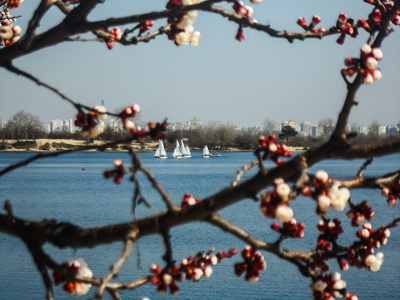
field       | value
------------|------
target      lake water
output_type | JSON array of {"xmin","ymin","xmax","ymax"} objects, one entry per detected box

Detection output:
[{"xmin": 0, "ymin": 151, "xmax": 399, "ymax": 299}]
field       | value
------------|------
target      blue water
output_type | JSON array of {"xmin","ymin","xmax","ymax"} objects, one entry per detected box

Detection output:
[{"xmin": 0, "ymin": 151, "xmax": 399, "ymax": 299}]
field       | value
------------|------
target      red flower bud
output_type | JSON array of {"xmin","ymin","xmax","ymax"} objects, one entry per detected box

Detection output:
[
  {"xmin": 258, "ymin": 136, "xmax": 267, "ymax": 147},
  {"xmin": 312, "ymin": 15, "xmax": 321, "ymax": 26},
  {"xmin": 337, "ymin": 33, "xmax": 346, "ymax": 45},
  {"xmin": 370, "ymin": 9, "xmax": 382, "ymax": 23},
  {"xmin": 338, "ymin": 13, "xmax": 347, "ymax": 24},
  {"xmin": 302, "ymin": 186, "xmax": 312, "ymax": 197},
  {"xmin": 297, "ymin": 17, "xmax": 307, "ymax": 28},
  {"xmin": 344, "ymin": 58, "xmax": 357, "ymax": 66},
  {"xmin": 236, "ymin": 27, "xmax": 244, "ymax": 42},
  {"xmin": 271, "ymin": 222, "xmax": 280, "ymax": 231}
]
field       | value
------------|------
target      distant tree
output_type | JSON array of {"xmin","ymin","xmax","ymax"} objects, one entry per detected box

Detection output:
[
  {"xmin": 318, "ymin": 118, "xmax": 335, "ymax": 141},
  {"xmin": 215, "ymin": 125, "xmax": 235, "ymax": 149},
  {"xmin": 234, "ymin": 132, "xmax": 259, "ymax": 150},
  {"xmin": 278, "ymin": 125, "xmax": 298, "ymax": 143},
  {"xmin": 368, "ymin": 120, "xmax": 380, "ymax": 136},
  {"xmin": 262, "ymin": 118, "xmax": 277, "ymax": 136},
  {"xmin": 349, "ymin": 122, "xmax": 359, "ymax": 133},
  {"xmin": 7, "ymin": 111, "xmax": 45, "ymax": 141}
]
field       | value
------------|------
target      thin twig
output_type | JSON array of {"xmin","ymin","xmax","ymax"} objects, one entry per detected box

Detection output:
[
  {"xmin": 206, "ymin": 213, "xmax": 311, "ymax": 276},
  {"xmin": 92, "ymin": 238, "xmax": 134, "ymax": 299},
  {"xmin": 127, "ymin": 147, "xmax": 179, "ymax": 212},
  {"xmin": 231, "ymin": 160, "xmax": 260, "ymax": 187},
  {"xmin": 357, "ymin": 158, "xmax": 373, "ymax": 178}
]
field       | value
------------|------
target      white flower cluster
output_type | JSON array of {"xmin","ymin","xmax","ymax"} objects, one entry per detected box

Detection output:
[
  {"xmin": 69, "ymin": 259, "xmax": 93, "ymax": 295},
  {"xmin": 360, "ymin": 45, "xmax": 382, "ymax": 85},
  {"xmin": 331, "ymin": 273, "xmax": 347, "ymax": 298},
  {"xmin": 0, "ymin": 17, "xmax": 22, "ymax": 46},
  {"xmin": 175, "ymin": 0, "xmax": 202, "ymax": 46},
  {"xmin": 365, "ymin": 252, "xmax": 384, "ymax": 272},
  {"xmin": 275, "ymin": 181, "xmax": 293, "ymax": 222},
  {"xmin": 79, "ymin": 105, "xmax": 107, "ymax": 138},
  {"xmin": 311, "ymin": 272, "xmax": 352, "ymax": 300},
  {"xmin": 316, "ymin": 171, "xmax": 350, "ymax": 212}
]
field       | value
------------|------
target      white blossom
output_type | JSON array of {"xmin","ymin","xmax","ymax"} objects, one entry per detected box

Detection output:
[
  {"xmin": 175, "ymin": 32, "xmax": 191, "ymax": 46},
  {"xmin": 372, "ymin": 69, "xmax": 382, "ymax": 81},
  {"xmin": 69, "ymin": 259, "xmax": 93, "ymax": 295},
  {"xmin": 363, "ymin": 73, "xmax": 374, "ymax": 84},
  {"xmin": 317, "ymin": 195, "xmax": 331, "ymax": 212},
  {"xmin": 268, "ymin": 143, "xmax": 278, "ymax": 152},
  {"xmin": 329, "ymin": 183, "xmax": 350, "ymax": 211},
  {"xmin": 365, "ymin": 57, "xmax": 378, "ymax": 69},
  {"xmin": 372, "ymin": 48, "xmax": 383, "ymax": 60},
  {"xmin": 191, "ymin": 31, "xmax": 201, "ymax": 46},
  {"xmin": 162, "ymin": 273, "xmax": 173, "ymax": 285},
  {"xmin": 0, "ymin": 26, "xmax": 13, "ymax": 40},
  {"xmin": 276, "ymin": 183, "xmax": 291, "ymax": 198},
  {"xmin": 90, "ymin": 121, "xmax": 105, "ymax": 138},
  {"xmin": 203, "ymin": 266, "xmax": 213, "ymax": 277},
  {"xmin": 94, "ymin": 105, "xmax": 107, "ymax": 120},
  {"xmin": 315, "ymin": 170, "xmax": 329, "ymax": 183},
  {"xmin": 276, "ymin": 204, "xmax": 293, "ymax": 222},
  {"xmin": 361, "ymin": 44, "xmax": 372, "ymax": 55},
  {"xmin": 12, "ymin": 25, "xmax": 22, "ymax": 36},
  {"xmin": 312, "ymin": 280, "xmax": 327, "ymax": 292},
  {"xmin": 193, "ymin": 268, "xmax": 203, "ymax": 281}
]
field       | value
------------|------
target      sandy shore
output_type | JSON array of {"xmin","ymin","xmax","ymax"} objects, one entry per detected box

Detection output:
[
  {"xmin": 0, "ymin": 139, "xmax": 156, "ymax": 152},
  {"xmin": 0, "ymin": 139, "xmax": 305, "ymax": 152}
]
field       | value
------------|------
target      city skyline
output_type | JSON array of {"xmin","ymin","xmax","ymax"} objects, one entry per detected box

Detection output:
[{"xmin": 2, "ymin": 115, "xmax": 396, "ymax": 138}]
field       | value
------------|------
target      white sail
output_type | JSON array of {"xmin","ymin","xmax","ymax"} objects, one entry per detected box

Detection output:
[
  {"xmin": 173, "ymin": 140, "xmax": 183, "ymax": 158},
  {"xmin": 180, "ymin": 140, "xmax": 188, "ymax": 156},
  {"xmin": 155, "ymin": 140, "xmax": 167, "ymax": 158},
  {"xmin": 185, "ymin": 145, "xmax": 192, "ymax": 157},
  {"xmin": 154, "ymin": 143, "xmax": 160, "ymax": 158},
  {"xmin": 202, "ymin": 146, "xmax": 210, "ymax": 158},
  {"xmin": 159, "ymin": 140, "xmax": 167, "ymax": 158},
  {"xmin": 180, "ymin": 140, "xmax": 191, "ymax": 158}
]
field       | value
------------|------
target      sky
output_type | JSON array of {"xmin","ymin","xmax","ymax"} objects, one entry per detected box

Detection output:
[{"xmin": 0, "ymin": 0, "xmax": 399, "ymax": 129}]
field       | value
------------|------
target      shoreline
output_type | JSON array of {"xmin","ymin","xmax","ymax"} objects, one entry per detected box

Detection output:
[{"xmin": 0, "ymin": 139, "xmax": 306, "ymax": 153}]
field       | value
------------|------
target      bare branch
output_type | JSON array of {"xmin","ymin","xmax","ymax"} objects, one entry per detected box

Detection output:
[
  {"xmin": 20, "ymin": 0, "xmax": 51, "ymax": 49},
  {"xmin": 127, "ymin": 147, "xmax": 179, "ymax": 212},
  {"xmin": 93, "ymin": 238, "xmax": 134, "ymax": 300},
  {"xmin": 25, "ymin": 241, "xmax": 54, "ymax": 300},
  {"xmin": 207, "ymin": 213, "xmax": 311, "ymax": 276},
  {"xmin": 231, "ymin": 159, "xmax": 260, "ymax": 187}
]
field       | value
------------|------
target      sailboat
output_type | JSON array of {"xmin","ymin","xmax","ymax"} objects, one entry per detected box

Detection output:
[
  {"xmin": 154, "ymin": 140, "xmax": 167, "ymax": 159},
  {"xmin": 180, "ymin": 140, "xmax": 191, "ymax": 158},
  {"xmin": 202, "ymin": 145, "xmax": 210, "ymax": 158},
  {"xmin": 184, "ymin": 145, "xmax": 192, "ymax": 158},
  {"xmin": 172, "ymin": 140, "xmax": 183, "ymax": 158},
  {"xmin": 209, "ymin": 151, "xmax": 221, "ymax": 157}
]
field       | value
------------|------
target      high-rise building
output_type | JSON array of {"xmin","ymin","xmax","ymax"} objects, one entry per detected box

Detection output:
[
  {"xmin": 186, "ymin": 118, "xmax": 202, "ymax": 129},
  {"xmin": 301, "ymin": 121, "xmax": 312, "ymax": 136},
  {"xmin": 0, "ymin": 120, "xmax": 6, "ymax": 129},
  {"xmin": 378, "ymin": 125, "xmax": 387, "ymax": 136},
  {"xmin": 359, "ymin": 125, "xmax": 369, "ymax": 135},
  {"xmin": 386, "ymin": 125, "xmax": 398, "ymax": 135},
  {"xmin": 49, "ymin": 119, "xmax": 76, "ymax": 133},
  {"xmin": 311, "ymin": 125, "xmax": 323, "ymax": 137}
]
